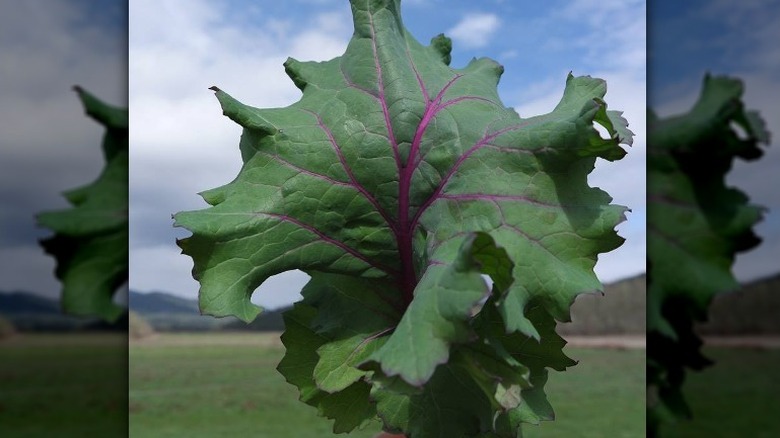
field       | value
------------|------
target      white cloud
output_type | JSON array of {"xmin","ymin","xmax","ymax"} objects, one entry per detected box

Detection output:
[
  {"xmin": 555, "ymin": 0, "xmax": 645, "ymax": 72},
  {"xmin": 499, "ymin": 49, "xmax": 519, "ymax": 60},
  {"xmin": 447, "ymin": 13, "xmax": 501, "ymax": 49},
  {"xmin": 702, "ymin": 0, "xmax": 780, "ymax": 71}
]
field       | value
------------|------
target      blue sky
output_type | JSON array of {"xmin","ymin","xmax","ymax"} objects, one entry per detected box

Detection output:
[
  {"xmin": 650, "ymin": 0, "xmax": 780, "ymax": 282},
  {"xmin": 129, "ymin": 0, "xmax": 646, "ymax": 308}
]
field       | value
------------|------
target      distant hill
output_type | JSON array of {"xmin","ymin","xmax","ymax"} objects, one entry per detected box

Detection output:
[
  {"xmin": 0, "ymin": 291, "xmax": 60, "ymax": 315},
  {"xmin": 0, "ymin": 290, "xmax": 127, "ymax": 332},
  {"xmin": 129, "ymin": 290, "xmax": 239, "ymax": 331},
  {"xmin": 129, "ymin": 290, "xmax": 293, "ymax": 332},
  {"xmin": 129, "ymin": 290, "xmax": 200, "ymax": 314},
  {"xmin": 222, "ymin": 307, "xmax": 287, "ymax": 332}
]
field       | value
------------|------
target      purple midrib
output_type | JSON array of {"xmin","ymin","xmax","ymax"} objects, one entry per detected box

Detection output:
[
  {"xmin": 395, "ymin": 75, "xmax": 466, "ymax": 301},
  {"xmin": 366, "ymin": 10, "xmax": 417, "ymax": 302},
  {"xmin": 365, "ymin": 10, "xmax": 516, "ymax": 303}
]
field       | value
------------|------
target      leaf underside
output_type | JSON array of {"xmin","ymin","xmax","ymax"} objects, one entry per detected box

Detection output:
[
  {"xmin": 37, "ymin": 87, "xmax": 128, "ymax": 322},
  {"xmin": 175, "ymin": 1, "xmax": 633, "ymax": 436},
  {"xmin": 647, "ymin": 74, "xmax": 768, "ymax": 434}
]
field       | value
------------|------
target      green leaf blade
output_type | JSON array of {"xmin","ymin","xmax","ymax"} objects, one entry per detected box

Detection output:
[{"xmin": 37, "ymin": 89, "xmax": 128, "ymax": 322}]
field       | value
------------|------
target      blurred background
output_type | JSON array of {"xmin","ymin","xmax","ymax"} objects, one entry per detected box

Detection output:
[
  {"xmin": 0, "ymin": 0, "xmax": 128, "ymax": 436},
  {"xmin": 648, "ymin": 0, "xmax": 780, "ymax": 436}
]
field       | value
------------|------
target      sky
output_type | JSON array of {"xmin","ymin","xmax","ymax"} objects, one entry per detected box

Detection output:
[
  {"xmin": 649, "ymin": 0, "xmax": 780, "ymax": 282},
  {"xmin": 0, "ymin": 0, "xmax": 126, "ymax": 299},
  {"xmin": 128, "ymin": 0, "xmax": 646, "ymax": 309}
]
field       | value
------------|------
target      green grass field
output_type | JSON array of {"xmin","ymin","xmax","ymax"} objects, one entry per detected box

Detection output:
[
  {"xmin": 0, "ymin": 333, "xmax": 127, "ymax": 437},
  {"xmin": 5, "ymin": 333, "xmax": 778, "ymax": 437},
  {"xmin": 658, "ymin": 347, "xmax": 780, "ymax": 438},
  {"xmin": 129, "ymin": 333, "xmax": 645, "ymax": 437}
]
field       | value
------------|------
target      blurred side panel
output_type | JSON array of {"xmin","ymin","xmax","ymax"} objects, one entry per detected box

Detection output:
[
  {"xmin": 0, "ymin": 1, "xmax": 128, "ymax": 437},
  {"xmin": 648, "ymin": 0, "xmax": 780, "ymax": 436}
]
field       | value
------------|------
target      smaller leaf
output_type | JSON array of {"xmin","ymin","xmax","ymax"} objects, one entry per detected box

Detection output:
[
  {"xmin": 372, "ymin": 363, "xmax": 495, "ymax": 438},
  {"xmin": 278, "ymin": 290, "xmax": 383, "ymax": 434},
  {"xmin": 314, "ymin": 333, "xmax": 389, "ymax": 393},
  {"xmin": 455, "ymin": 343, "xmax": 531, "ymax": 411},
  {"xmin": 363, "ymin": 232, "xmax": 497, "ymax": 386},
  {"xmin": 277, "ymin": 303, "xmax": 327, "ymax": 404},
  {"xmin": 317, "ymin": 381, "xmax": 377, "ymax": 434},
  {"xmin": 496, "ymin": 369, "xmax": 555, "ymax": 431}
]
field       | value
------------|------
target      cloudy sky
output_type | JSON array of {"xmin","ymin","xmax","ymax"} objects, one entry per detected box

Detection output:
[
  {"xmin": 650, "ymin": 0, "xmax": 780, "ymax": 282},
  {"xmin": 129, "ymin": 0, "xmax": 646, "ymax": 309},
  {"xmin": 0, "ymin": 1, "xmax": 126, "ymax": 298}
]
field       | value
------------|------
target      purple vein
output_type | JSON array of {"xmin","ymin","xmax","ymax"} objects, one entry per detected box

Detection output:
[
  {"xmin": 367, "ymin": 9, "xmax": 401, "ymax": 169},
  {"xmin": 262, "ymin": 212, "xmax": 399, "ymax": 277},
  {"xmin": 397, "ymin": 74, "xmax": 464, "ymax": 237},
  {"xmin": 410, "ymin": 122, "xmax": 533, "ymax": 230},
  {"xmin": 301, "ymin": 108, "xmax": 398, "ymax": 234},
  {"xmin": 648, "ymin": 224, "xmax": 702, "ymax": 262},
  {"xmin": 489, "ymin": 201, "xmax": 571, "ymax": 273},
  {"xmin": 439, "ymin": 95, "xmax": 497, "ymax": 111},
  {"xmin": 407, "ymin": 74, "xmax": 463, "ymax": 168},
  {"xmin": 255, "ymin": 149, "xmax": 350, "ymax": 188},
  {"xmin": 426, "ymin": 231, "xmax": 471, "ymax": 254},
  {"xmin": 404, "ymin": 41, "xmax": 429, "ymax": 102},
  {"xmin": 648, "ymin": 194, "xmax": 695, "ymax": 209},
  {"xmin": 339, "ymin": 63, "xmax": 377, "ymax": 99},
  {"xmin": 355, "ymin": 289, "xmax": 405, "ymax": 319},
  {"xmin": 411, "ymin": 92, "xmax": 498, "ymax": 170},
  {"xmin": 394, "ymin": 75, "xmax": 464, "ymax": 302},
  {"xmin": 483, "ymin": 143, "xmax": 546, "ymax": 155},
  {"xmin": 344, "ymin": 326, "xmax": 395, "ymax": 365}
]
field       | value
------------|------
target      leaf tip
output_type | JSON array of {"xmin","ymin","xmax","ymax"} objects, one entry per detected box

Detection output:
[{"xmin": 283, "ymin": 57, "xmax": 308, "ymax": 91}]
